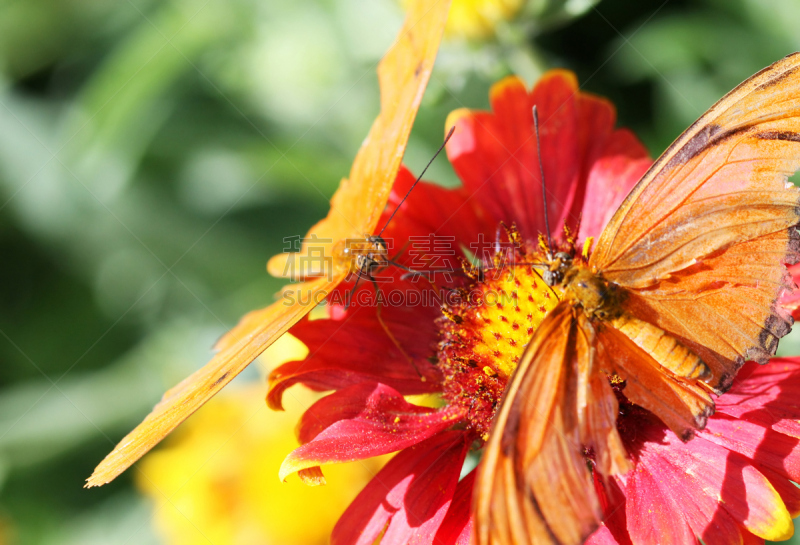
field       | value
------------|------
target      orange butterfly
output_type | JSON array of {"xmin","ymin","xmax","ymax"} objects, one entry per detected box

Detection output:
[
  {"xmin": 475, "ymin": 55, "xmax": 800, "ymax": 544},
  {"xmin": 85, "ymin": 0, "xmax": 452, "ymax": 488}
]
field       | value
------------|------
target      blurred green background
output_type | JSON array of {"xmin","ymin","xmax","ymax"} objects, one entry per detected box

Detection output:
[{"xmin": 1, "ymin": 0, "xmax": 800, "ymax": 543}]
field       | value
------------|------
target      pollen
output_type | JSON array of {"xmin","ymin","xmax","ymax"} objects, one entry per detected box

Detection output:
[
  {"xmin": 437, "ymin": 258, "xmax": 561, "ymax": 438},
  {"xmin": 463, "ymin": 268, "xmax": 558, "ymax": 379}
]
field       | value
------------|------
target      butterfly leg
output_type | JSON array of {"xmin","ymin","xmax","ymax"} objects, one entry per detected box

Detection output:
[
  {"xmin": 344, "ymin": 272, "xmax": 364, "ymax": 310},
  {"xmin": 391, "ymin": 240, "xmax": 412, "ymax": 261},
  {"xmin": 370, "ymin": 277, "xmax": 423, "ymax": 379},
  {"xmin": 389, "ymin": 259, "xmax": 472, "ymax": 299},
  {"xmin": 391, "ymin": 260, "xmax": 450, "ymax": 289}
]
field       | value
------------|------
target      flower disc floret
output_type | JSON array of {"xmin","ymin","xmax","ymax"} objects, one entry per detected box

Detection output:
[{"xmin": 437, "ymin": 252, "xmax": 560, "ymax": 439}]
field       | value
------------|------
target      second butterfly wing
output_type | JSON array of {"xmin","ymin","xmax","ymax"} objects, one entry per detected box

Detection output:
[
  {"xmin": 265, "ymin": 3, "xmax": 451, "ymax": 282},
  {"xmin": 86, "ymin": 0, "xmax": 452, "ymax": 487}
]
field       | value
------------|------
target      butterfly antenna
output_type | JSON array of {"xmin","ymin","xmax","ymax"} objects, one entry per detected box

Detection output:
[
  {"xmin": 378, "ymin": 126, "xmax": 457, "ymax": 237},
  {"xmin": 533, "ymin": 106, "xmax": 553, "ymax": 256}
]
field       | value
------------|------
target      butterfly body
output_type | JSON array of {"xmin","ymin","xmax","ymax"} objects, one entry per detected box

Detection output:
[
  {"xmin": 335, "ymin": 235, "xmax": 390, "ymax": 278},
  {"xmin": 545, "ymin": 252, "xmax": 713, "ymax": 384},
  {"xmin": 558, "ymin": 262, "xmax": 622, "ymax": 320}
]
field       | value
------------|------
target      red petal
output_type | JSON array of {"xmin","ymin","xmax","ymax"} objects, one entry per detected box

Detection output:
[
  {"xmin": 578, "ymin": 129, "xmax": 650, "ymax": 241},
  {"xmin": 757, "ymin": 463, "xmax": 800, "ymax": 516},
  {"xmin": 529, "ymin": 70, "xmax": 582, "ymax": 234},
  {"xmin": 447, "ymin": 70, "xmax": 580, "ymax": 240},
  {"xmin": 640, "ymin": 446, "xmax": 744, "ymax": 543},
  {"xmin": 331, "ymin": 431, "xmax": 468, "ymax": 545},
  {"xmin": 717, "ymin": 358, "xmax": 800, "ymax": 437},
  {"xmin": 382, "ymin": 166, "xmax": 495, "ymax": 270},
  {"xmin": 447, "ymin": 71, "xmax": 650, "ymax": 245},
  {"xmin": 268, "ymin": 305, "xmax": 441, "ymax": 410},
  {"xmin": 280, "ymin": 384, "xmax": 464, "ymax": 479},
  {"xmin": 700, "ymin": 413, "xmax": 800, "ymax": 482},
  {"xmin": 741, "ymin": 531, "xmax": 766, "ymax": 545},
  {"xmin": 295, "ymin": 381, "xmax": 437, "ymax": 444},
  {"xmin": 593, "ymin": 466, "xmax": 631, "ymax": 545},
  {"xmin": 575, "ymin": 93, "xmax": 616, "ymax": 172},
  {"xmin": 432, "ymin": 469, "xmax": 475, "ymax": 545},
  {"xmin": 630, "ymin": 429, "xmax": 792, "ymax": 542},
  {"xmin": 446, "ymin": 75, "xmax": 556, "ymax": 241},
  {"xmin": 585, "ymin": 525, "xmax": 621, "ymax": 545},
  {"xmin": 625, "ymin": 463, "xmax": 697, "ymax": 545},
  {"xmin": 445, "ymin": 109, "xmax": 518, "ymax": 236}
]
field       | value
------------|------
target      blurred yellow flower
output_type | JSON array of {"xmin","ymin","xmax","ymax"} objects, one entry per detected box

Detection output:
[
  {"xmin": 136, "ymin": 335, "xmax": 383, "ymax": 545},
  {"xmin": 446, "ymin": 0, "xmax": 524, "ymax": 39}
]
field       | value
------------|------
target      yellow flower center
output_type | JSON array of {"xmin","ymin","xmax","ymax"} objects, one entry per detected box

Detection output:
[{"xmin": 437, "ymin": 261, "xmax": 560, "ymax": 439}]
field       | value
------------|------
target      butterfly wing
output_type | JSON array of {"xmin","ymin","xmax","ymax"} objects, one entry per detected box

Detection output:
[
  {"xmin": 85, "ymin": 278, "xmax": 339, "ymax": 487},
  {"xmin": 86, "ymin": 0, "xmax": 451, "ymax": 487},
  {"xmin": 594, "ymin": 319, "xmax": 715, "ymax": 440},
  {"xmin": 590, "ymin": 53, "xmax": 800, "ymax": 392},
  {"xmin": 267, "ymin": 0, "xmax": 451, "ymax": 280},
  {"xmin": 474, "ymin": 302, "xmax": 628, "ymax": 545}
]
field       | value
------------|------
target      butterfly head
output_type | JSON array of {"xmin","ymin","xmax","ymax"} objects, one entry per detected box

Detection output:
[
  {"xmin": 542, "ymin": 251, "xmax": 573, "ymax": 287},
  {"xmin": 355, "ymin": 234, "xmax": 390, "ymax": 276},
  {"xmin": 537, "ymin": 223, "xmax": 585, "ymax": 287}
]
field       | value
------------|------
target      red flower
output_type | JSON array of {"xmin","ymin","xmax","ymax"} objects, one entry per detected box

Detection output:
[{"xmin": 271, "ymin": 71, "xmax": 800, "ymax": 544}]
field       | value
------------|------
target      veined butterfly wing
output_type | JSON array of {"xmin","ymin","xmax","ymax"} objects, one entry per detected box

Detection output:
[
  {"xmin": 475, "ymin": 302, "xmax": 629, "ymax": 545},
  {"xmin": 590, "ymin": 52, "xmax": 800, "ymax": 392},
  {"xmin": 85, "ymin": 0, "xmax": 451, "ymax": 487},
  {"xmin": 86, "ymin": 277, "xmax": 337, "ymax": 487}
]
